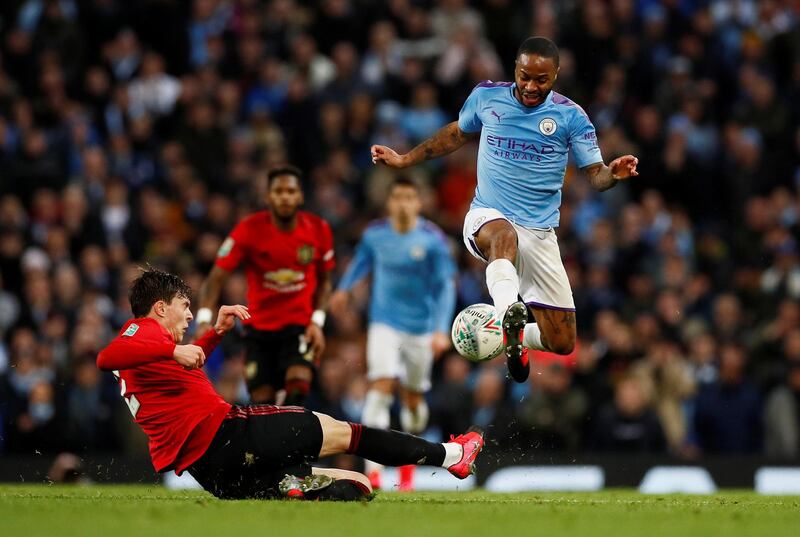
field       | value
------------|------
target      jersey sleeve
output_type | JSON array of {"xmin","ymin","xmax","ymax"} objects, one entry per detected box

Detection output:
[
  {"xmin": 337, "ymin": 232, "xmax": 374, "ymax": 291},
  {"xmin": 457, "ymin": 86, "xmax": 483, "ymax": 134},
  {"xmin": 194, "ymin": 327, "xmax": 224, "ymax": 357},
  {"xmin": 317, "ymin": 219, "xmax": 335, "ymax": 273},
  {"xmin": 214, "ymin": 221, "xmax": 248, "ymax": 272},
  {"xmin": 568, "ymin": 106, "xmax": 604, "ymax": 168},
  {"xmin": 96, "ymin": 320, "xmax": 176, "ymax": 371},
  {"xmin": 430, "ymin": 234, "xmax": 457, "ymax": 334}
]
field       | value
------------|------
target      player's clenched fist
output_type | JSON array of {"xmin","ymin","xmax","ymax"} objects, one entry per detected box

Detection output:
[{"xmin": 173, "ymin": 344, "xmax": 206, "ymax": 369}]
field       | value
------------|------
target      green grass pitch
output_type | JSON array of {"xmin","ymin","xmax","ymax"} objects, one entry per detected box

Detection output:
[{"xmin": 2, "ymin": 485, "xmax": 799, "ymax": 537}]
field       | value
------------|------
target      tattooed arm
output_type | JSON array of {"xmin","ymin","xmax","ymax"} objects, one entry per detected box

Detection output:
[
  {"xmin": 371, "ymin": 122, "xmax": 479, "ymax": 169},
  {"xmin": 582, "ymin": 155, "xmax": 639, "ymax": 192}
]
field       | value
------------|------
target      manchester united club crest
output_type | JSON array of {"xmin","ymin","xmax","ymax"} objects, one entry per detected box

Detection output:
[{"xmin": 296, "ymin": 244, "xmax": 315, "ymax": 265}]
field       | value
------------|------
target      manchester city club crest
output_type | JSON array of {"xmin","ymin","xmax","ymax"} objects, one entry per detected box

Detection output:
[
  {"xmin": 296, "ymin": 244, "xmax": 315, "ymax": 264},
  {"xmin": 539, "ymin": 118, "xmax": 557, "ymax": 135}
]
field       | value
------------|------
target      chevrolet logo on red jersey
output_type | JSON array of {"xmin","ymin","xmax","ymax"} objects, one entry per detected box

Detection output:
[{"xmin": 263, "ymin": 269, "xmax": 306, "ymax": 292}]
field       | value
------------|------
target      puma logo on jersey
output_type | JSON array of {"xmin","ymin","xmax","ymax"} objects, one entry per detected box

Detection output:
[{"xmin": 491, "ymin": 110, "xmax": 505, "ymax": 122}]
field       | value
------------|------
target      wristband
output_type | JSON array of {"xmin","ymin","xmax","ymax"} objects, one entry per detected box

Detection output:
[
  {"xmin": 196, "ymin": 308, "xmax": 213, "ymax": 325},
  {"xmin": 311, "ymin": 309, "xmax": 326, "ymax": 328}
]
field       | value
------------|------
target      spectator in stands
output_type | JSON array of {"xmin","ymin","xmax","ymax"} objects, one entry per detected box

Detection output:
[
  {"xmin": 516, "ymin": 362, "xmax": 587, "ymax": 451},
  {"xmin": 590, "ymin": 375, "xmax": 666, "ymax": 453},
  {"xmin": 764, "ymin": 363, "xmax": 800, "ymax": 460},
  {"xmin": 631, "ymin": 339, "xmax": 696, "ymax": 455},
  {"xmin": 470, "ymin": 367, "xmax": 513, "ymax": 441},
  {"xmin": 686, "ymin": 330, "xmax": 718, "ymax": 387},
  {"xmin": 431, "ymin": 354, "xmax": 473, "ymax": 438},
  {"xmin": 694, "ymin": 343, "xmax": 762, "ymax": 454}
]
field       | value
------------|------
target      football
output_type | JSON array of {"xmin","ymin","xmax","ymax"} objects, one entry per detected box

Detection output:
[{"xmin": 451, "ymin": 303, "xmax": 505, "ymax": 362}]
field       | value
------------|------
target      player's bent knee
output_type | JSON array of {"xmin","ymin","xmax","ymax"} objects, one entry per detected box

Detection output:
[
  {"xmin": 488, "ymin": 227, "xmax": 518, "ymax": 258},
  {"xmin": 313, "ymin": 412, "xmax": 352, "ymax": 456},
  {"xmin": 549, "ymin": 337, "xmax": 576, "ymax": 355},
  {"xmin": 476, "ymin": 220, "xmax": 517, "ymax": 259}
]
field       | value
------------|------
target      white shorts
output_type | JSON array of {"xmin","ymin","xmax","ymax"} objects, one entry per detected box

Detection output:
[
  {"xmin": 462, "ymin": 207, "xmax": 575, "ymax": 311},
  {"xmin": 366, "ymin": 323, "xmax": 433, "ymax": 392}
]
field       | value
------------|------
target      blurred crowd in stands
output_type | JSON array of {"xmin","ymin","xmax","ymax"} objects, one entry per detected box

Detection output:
[{"xmin": 1, "ymin": 0, "xmax": 800, "ymax": 463}]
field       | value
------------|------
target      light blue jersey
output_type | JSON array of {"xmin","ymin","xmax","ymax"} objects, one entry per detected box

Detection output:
[
  {"xmin": 458, "ymin": 82, "xmax": 604, "ymax": 228},
  {"xmin": 337, "ymin": 218, "xmax": 457, "ymax": 335}
]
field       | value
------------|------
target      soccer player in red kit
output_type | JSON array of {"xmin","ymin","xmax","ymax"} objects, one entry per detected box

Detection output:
[
  {"xmin": 97, "ymin": 268, "xmax": 484, "ymax": 500},
  {"xmin": 196, "ymin": 165, "xmax": 334, "ymax": 406}
]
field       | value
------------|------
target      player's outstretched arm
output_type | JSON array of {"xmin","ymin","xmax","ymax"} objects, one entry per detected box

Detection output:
[
  {"xmin": 371, "ymin": 121, "xmax": 477, "ymax": 168},
  {"xmin": 97, "ymin": 335, "xmax": 176, "ymax": 371},
  {"xmin": 195, "ymin": 265, "xmax": 231, "ymax": 332},
  {"xmin": 98, "ymin": 320, "xmax": 199, "ymax": 371},
  {"xmin": 330, "ymin": 237, "xmax": 374, "ymax": 318},
  {"xmin": 582, "ymin": 155, "xmax": 639, "ymax": 192},
  {"xmin": 192, "ymin": 304, "xmax": 250, "ymax": 358},
  {"xmin": 99, "ymin": 335, "xmax": 204, "ymax": 371}
]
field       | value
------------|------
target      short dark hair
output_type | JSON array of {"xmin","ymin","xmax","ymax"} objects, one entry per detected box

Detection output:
[
  {"xmin": 516, "ymin": 36, "xmax": 559, "ymax": 67},
  {"xmin": 388, "ymin": 176, "xmax": 420, "ymax": 194},
  {"xmin": 267, "ymin": 165, "xmax": 303, "ymax": 186},
  {"xmin": 129, "ymin": 267, "xmax": 192, "ymax": 318}
]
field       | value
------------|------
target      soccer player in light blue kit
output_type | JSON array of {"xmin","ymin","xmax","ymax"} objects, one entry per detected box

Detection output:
[
  {"xmin": 371, "ymin": 37, "xmax": 639, "ymax": 383},
  {"xmin": 330, "ymin": 178, "xmax": 456, "ymax": 487}
]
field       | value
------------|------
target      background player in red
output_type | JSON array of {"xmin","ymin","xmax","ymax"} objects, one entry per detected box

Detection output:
[
  {"xmin": 96, "ymin": 267, "xmax": 484, "ymax": 501},
  {"xmin": 196, "ymin": 165, "xmax": 334, "ymax": 406}
]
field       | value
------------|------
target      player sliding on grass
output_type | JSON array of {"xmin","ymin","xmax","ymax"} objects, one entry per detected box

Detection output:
[
  {"xmin": 372, "ymin": 36, "xmax": 639, "ymax": 383},
  {"xmin": 97, "ymin": 268, "xmax": 483, "ymax": 501}
]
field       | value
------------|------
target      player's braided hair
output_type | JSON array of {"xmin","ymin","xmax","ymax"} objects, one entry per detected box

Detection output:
[
  {"xmin": 129, "ymin": 266, "xmax": 193, "ymax": 318},
  {"xmin": 517, "ymin": 36, "xmax": 560, "ymax": 67}
]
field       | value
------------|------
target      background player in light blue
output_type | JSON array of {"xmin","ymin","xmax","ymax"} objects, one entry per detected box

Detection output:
[
  {"xmin": 330, "ymin": 178, "xmax": 456, "ymax": 487},
  {"xmin": 371, "ymin": 37, "xmax": 639, "ymax": 383}
]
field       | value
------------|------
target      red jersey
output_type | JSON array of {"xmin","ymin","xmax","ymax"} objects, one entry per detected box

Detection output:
[
  {"xmin": 215, "ymin": 210, "xmax": 335, "ymax": 331},
  {"xmin": 96, "ymin": 318, "xmax": 231, "ymax": 474}
]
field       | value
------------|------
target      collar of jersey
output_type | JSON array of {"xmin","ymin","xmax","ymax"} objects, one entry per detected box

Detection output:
[
  {"xmin": 508, "ymin": 83, "xmax": 554, "ymax": 110},
  {"xmin": 388, "ymin": 216, "xmax": 420, "ymax": 235}
]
